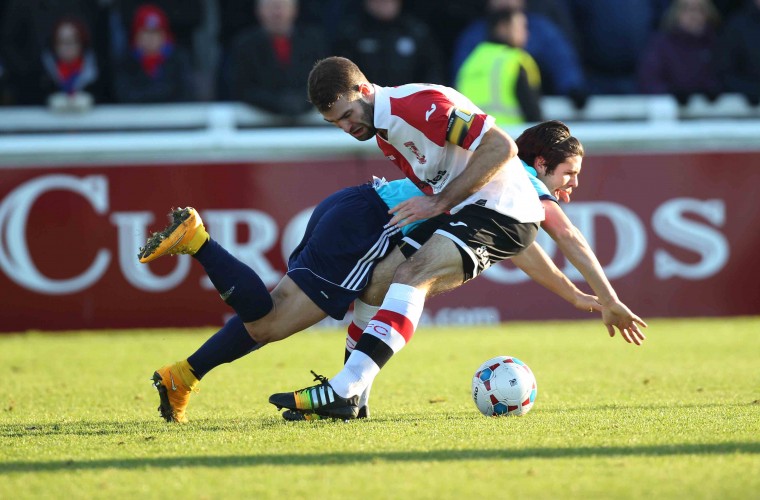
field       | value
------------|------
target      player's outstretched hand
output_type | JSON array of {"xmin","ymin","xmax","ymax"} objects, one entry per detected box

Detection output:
[
  {"xmin": 601, "ymin": 300, "xmax": 648, "ymax": 345},
  {"xmin": 573, "ymin": 293, "xmax": 601, "ymax": 313}
]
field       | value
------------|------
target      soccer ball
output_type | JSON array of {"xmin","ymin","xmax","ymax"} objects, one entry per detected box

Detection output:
[{"xmin": 472, "ymin": 356, "xmax": 537, "ymax": 417}]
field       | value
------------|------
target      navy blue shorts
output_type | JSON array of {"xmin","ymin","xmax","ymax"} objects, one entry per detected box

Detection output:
[{"xmin": 287, "ymin": 184, "xmax": 401, "ymax": 320}]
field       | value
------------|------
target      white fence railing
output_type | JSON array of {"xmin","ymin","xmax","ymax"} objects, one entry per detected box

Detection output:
[{"xmin": 1, "ymin": 95, "xmax": 759, "ymax": 166}]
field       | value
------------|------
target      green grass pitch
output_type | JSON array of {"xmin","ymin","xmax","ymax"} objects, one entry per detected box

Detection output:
[{"xmin": 1, "ymin": 317, "xmax": 759, "ymax": 499}]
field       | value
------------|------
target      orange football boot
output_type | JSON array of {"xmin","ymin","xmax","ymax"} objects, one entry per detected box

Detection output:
[
  {"xmin": 152, "ymin": 360, "xmax": 199, "ymax": 423},
  {"xmin": 138, "ymin": 207, "xmax": 209, "ymax": 263}
]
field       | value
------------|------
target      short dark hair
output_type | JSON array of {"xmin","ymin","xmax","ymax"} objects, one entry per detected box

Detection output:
[
  {"xmin": 307, "ymin": 57, "xmax": 369, "ymax": 112},
  {"xmin": 487, "ymin": 7, "xmax": 521, "ymax": 36},
  {"xmin": 515, "ymin": 120, "xmax": 584, "ymax": 174}
]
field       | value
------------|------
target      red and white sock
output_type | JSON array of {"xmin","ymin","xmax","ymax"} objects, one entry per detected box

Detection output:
[
  {"xmin": 330, "ymin": 284, "xmax": 426, "ymax": 398},
  {"xmin": 345, "ymin": 299, "xmax": 378, "ymax": 353},
  {"xmin": 345, "ymin": 299, "xmax": 380, "ymax": 406}
]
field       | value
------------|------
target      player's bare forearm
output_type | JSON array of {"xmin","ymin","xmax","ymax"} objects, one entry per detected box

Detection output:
[
  {"xmin": 542, "ymin": 201, "xmax": 618, "ymax": 305},
  {"xmin": 556, "ymin": 228, "xmax": 618, "ymax": 305},
  {"xmin": 435, "ymin": 127, "xmax": 516, "ymax": 211},
  {"xmin": 511, "ymin": 242, "xmax": 594, "ymax": 309},
  {"xmin": 557, "ymin": 230, "xmax": 649, "ymax": 339}
]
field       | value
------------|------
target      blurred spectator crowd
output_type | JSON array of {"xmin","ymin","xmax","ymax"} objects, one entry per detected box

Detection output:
[{"xmin": 0, "ymin": 0, "xmax": 758, "ymax": 122}]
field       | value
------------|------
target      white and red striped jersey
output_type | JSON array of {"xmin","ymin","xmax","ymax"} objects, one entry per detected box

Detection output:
[{"xmin": 372, "ymin": 83, "xmax": 544, "ymax": 223}]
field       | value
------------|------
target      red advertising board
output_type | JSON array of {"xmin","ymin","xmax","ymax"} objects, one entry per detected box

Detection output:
[{"xmin": 1, "ymin": 151, "xmax": 759, "ymax": 332}]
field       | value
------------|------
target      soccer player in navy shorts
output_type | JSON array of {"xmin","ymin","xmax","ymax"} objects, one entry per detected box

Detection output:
[
  {"xmin": 139, "ymin": 172, "xmax": 598, "ymax": 423},
  {"xmin": 137, "ymin": 177, "xmax": 422, "ymax": 422},
  {"xmin": 269, "ymin": 57, "xmax": 647, "ymax": 420}
]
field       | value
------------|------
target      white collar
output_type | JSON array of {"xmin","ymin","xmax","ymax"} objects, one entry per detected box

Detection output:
[{"xmin": 372, "ymin": 84, "xmax": 391, "ymax": 130}]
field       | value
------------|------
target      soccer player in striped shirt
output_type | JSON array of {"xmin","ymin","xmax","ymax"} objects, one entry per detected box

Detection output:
[{"xmin": 269, "ymin": 57, "xmax": 646, "ymax": 420}]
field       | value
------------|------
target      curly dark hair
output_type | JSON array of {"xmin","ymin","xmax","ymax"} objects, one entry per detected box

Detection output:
[
  {"xmin": 307, "ymin": 57, "xmax": 369, "ymax": 112},
  {"xmin": 515, "ymin": 120, "xmax": 584, "ymax": 174}
]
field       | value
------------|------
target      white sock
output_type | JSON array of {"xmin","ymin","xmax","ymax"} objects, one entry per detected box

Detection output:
[
  {"xmin": 331, "ymin": 351, "xmax": 380, "ymax": 400},
  {"xmin": 352, "ymin": 299, "xmax": 380, "ymax": 328},
  {"xmin": 344, "ymin": 299, "xmax": 379, "ymax": 405},
  {"xmin": 358, "ymin": 384, "xmax": 372, "ymax": 409}
]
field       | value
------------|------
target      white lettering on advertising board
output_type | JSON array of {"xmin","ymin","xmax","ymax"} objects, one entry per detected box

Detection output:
[{"xmin": 0, "ymin": 174, "xmax": 731, "ymax": 297}]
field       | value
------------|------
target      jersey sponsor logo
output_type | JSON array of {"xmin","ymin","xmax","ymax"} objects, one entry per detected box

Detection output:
[
  {"xmin": 476, "ymin": 245, "xmax": 491, "ymax": 271},
  {"xmin": 446, "ymin": 107, "xmax": 475, "ymax": 147},
  {"xmin": 425, "ymin": 103, "xmax": 437, "ymax": 121},
  {"xmin": 403, "ymin": 141, "xmax": 427, "ymax": 165},
  {"xmin": 426, "ymin": 169, "xmax": 449, "ymax": 186}
]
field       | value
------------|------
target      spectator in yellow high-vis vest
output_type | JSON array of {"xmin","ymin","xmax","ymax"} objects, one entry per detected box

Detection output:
[{"xmin": 456, "ymin": 7, "xmax": 543, "ymax": 125}]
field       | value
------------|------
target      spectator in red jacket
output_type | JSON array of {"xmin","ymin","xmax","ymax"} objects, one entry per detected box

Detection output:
[
  {"xmin": 227, "ymin": 0, "xmax": 328, "ymax": 115},
  {"xmin": 41, "ymin": 16, "xmax": 105, "ymax": 109},
  {"xmin": 112, "ymin": 4, "xmax": 195, "ymax": 103},
  {"xmin": 0, "ymin": 0, "xmax": 100, "ymax": 105}
]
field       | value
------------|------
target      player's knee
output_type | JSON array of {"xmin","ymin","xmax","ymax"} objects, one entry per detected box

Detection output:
[
  {"xmin": 394, "ymin": 253, "xmax": 465, "ymax": 291},
  {"xmin": 393, "ymin": 257, "xmax": 438, "ymax": 287},
  {"xmin": 392, "ymin": 259, "xmax": 417, "ymax": 284},
  {"xmin": 244, "ymin": 321, "xmax": 275, "ymax": 344},
  {"xmin": 244, "ymin": 323, "xmax": 264, "ymax": 343}
]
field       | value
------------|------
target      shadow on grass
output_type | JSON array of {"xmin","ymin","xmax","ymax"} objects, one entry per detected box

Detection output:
[
  {"xmin": 1, "ymin": 442, "xmax": 758, "ymax": 474},
  {"xmin": 2, "ymin": 400, "xmax": 757, "ymax": 436}
]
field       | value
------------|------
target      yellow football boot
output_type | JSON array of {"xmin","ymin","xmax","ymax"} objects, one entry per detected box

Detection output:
[
  {"xmin": 138, "ymin": 207, "xmax": 209, "ymax": 263},
  {"xmin": 152, "ymin": 360, "xmax": 199, "ymax": 423}
]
